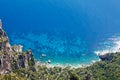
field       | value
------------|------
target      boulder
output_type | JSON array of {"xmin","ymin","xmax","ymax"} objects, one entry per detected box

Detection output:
[{"xmin": 98, "ymin": 53, "xmax": 113, "ymax": 61}]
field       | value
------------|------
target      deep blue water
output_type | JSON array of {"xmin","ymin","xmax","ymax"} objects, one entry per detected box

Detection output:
[{"xmin": 0, "ymin": 0, "xmax": 120, "ymax": 66}]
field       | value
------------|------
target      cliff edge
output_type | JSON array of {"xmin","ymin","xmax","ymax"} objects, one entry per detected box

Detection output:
[{"xmin": 0, "ymin": 20, "xmax": 35, "ymax": 74}]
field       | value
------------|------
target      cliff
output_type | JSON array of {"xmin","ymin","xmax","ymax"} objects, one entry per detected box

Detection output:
[{"xmin": 0, "ymin": 20, "xmax": 35, "ymax": 74}]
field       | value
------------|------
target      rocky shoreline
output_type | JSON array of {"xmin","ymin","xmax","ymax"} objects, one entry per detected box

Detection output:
[{"xmin": 0, "ymin": 20, "xmax": 120, "ymax": 80}]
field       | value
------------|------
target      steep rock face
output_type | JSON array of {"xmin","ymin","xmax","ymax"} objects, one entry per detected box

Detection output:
[
  {"xmin": 0, "ymin": 20, "xmax": 35, "ymax": 74},
  {"xmin": 0, "ymin": 28, "xmax": 11, "ymax": 52},
  {"xmin": 0, "ymin": 20, "xmax": 12, "ymax": 74},
  {"xmin": 11, "ymin": 50, "xmax": 35, "ymax": 70},
  {"xmin": 0, "ymin": 53, "xmax": 11, "ymax": 74},
  {"xmin": 25, "ymin": 50, "xmax": 35, "ymax": 68}
]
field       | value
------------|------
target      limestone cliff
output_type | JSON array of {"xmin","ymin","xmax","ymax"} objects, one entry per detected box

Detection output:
[{"xmin": 0, "ymin": 20, "xmax": 35, "ymax": 74}]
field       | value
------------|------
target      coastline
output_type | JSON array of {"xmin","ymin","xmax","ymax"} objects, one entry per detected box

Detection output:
[{"xmin": 35, "ymin": 58, "xmax": 100, "ymax": 69}]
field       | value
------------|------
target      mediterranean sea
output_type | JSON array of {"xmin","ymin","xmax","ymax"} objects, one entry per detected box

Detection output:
[{"xmin": 0, "ymin": 0, "xmax": 120, "ymax": 66}]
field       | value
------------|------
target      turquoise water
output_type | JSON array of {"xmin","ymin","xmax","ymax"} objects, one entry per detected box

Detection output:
[
  {"xmin": 10, "ymin": 32, "xmax": 99, "ymax": 66},
  {"xmin": 0, "ymin": 0, "xmax": 120, "ymax": 66}
]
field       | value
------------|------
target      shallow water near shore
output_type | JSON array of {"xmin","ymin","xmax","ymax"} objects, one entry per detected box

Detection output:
[
  {"xmin": 0, "ymin": 0, "xmax": 120, "ymax": 66},
  {"xmin": 8, "ymin": 32, "xmax": 120, "ymax": 66}
]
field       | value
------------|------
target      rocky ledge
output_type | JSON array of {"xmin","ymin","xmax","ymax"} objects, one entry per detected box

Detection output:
[{"xmin": 0, "ymin": 20, "xmax": 35, "ymax": 74}]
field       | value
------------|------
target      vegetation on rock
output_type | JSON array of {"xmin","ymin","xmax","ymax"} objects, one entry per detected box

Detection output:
[{"xmin": 8, "ymin": 52, "xmax": 120, "ymax": 80}]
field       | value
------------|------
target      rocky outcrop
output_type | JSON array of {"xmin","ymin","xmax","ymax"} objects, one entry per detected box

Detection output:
[
  {"xmin": 11, "ymin": 50, "xmax": 35, "ymax": 70},
  {"xmin": 98, "ymin": 53, "xmax": 113, "ymax": 61},
  {"xmin": 0, "ymin": 53, "xmax": 11, "ymax": 74},
  {"xmin": 0, "ymin": 20, "xmax": 35, "ymax": 74},
  {"xmin": 12, "ymin": 45, "xmax": 23, "ymax": 52}
]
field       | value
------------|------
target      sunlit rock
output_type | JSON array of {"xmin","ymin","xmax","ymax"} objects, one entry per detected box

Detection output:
[{"xmin": 12, "ymin": 45, "xmax": 23, "ymax": 52}]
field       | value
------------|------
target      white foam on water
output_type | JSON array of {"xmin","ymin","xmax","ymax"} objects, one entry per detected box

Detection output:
[{"xmin": 95, "ymin": 36, "xmax": 120, "ymax": 55}]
